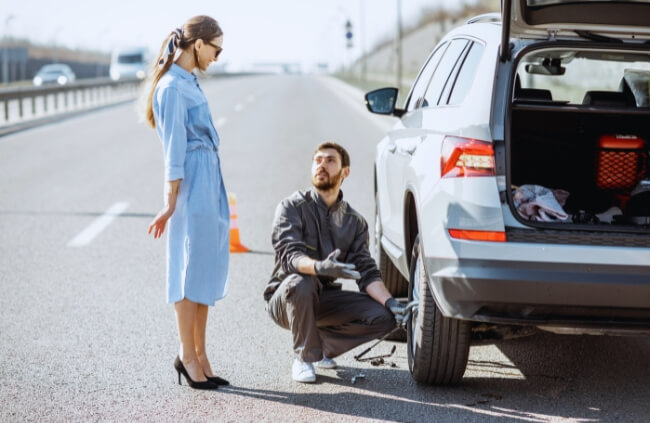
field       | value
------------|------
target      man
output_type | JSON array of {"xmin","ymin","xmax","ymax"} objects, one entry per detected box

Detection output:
[{"xmin": 264, "ymin": 142, "xmax": 406, "ymax": 383}]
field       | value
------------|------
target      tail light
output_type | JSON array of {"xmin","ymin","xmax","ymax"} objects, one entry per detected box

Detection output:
[
  {"xmin": 442, "ymin": 136, "xmax": 504, "ymax": 242},
  {"xmin": 448, "ymin": 229, "xmax": 506, "ymax": 242},
  {"xmin": 441, "ymin": 136, "xmax": 495, "ymax": 178}
]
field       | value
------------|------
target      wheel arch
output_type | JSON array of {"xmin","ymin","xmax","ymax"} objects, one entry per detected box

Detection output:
[{"xmin": 403, "ymin": 189, "xmax": 419, "ymax": 267}]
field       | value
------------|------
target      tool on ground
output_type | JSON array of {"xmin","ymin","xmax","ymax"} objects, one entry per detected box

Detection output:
[
  {"xmin": 351, "ymin": 373, "xmax": 366, "ymax": 384},
  {"xmin": 354, "ymin": 300, "xmax": 418, "ymax": 361},
  {"xmin": 360, "ymin": 345, "xmax": 397, "ymax": 363}
]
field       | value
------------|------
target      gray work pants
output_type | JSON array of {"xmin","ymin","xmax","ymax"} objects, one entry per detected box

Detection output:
[{"xmin": 266, "ymin": 274, "xmax": 395, "ymax": 362}]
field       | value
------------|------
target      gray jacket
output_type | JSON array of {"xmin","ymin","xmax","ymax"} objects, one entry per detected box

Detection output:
[{"xmin": 264, "ymin": 188, "xmax": 381, "ymax": 301}]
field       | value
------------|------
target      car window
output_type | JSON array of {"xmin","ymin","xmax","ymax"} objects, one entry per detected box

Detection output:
[
  {"xmin": 438, "ymin": 42, "xmax": 471, "ymax": 107},
  {"xmin": 422, "ymin": 39, "xmax": 469, "ymax": 108},
  {"xmin": 517, "ymin": 48, "xmax": 650, "ymax": 105},
  {"xmin": 407, "ymin": 43, "xmax": 447, "ymax": 112},
  {"xmin": 446, "ymin": 42, "xmax": 485, "ymax": 106},
  {"xmin": 118, "ymin": 54, "xmax": 145, "ymax": 64}
]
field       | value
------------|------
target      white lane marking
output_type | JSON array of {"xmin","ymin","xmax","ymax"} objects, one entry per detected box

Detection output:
[
  {"xmin": 67, "ymin": 202, "xmax": 129, "ymax": 247},
  {"xmin": 234, "ymin": 103, "xmax": 244, "ymax": 112},
  {"xmin": 215, "ymin": 117, "xmax": 227, "ymax": 128},
  {"xmin": 247, "ymin": 95, "xmax": 256, "ymax": 103}
]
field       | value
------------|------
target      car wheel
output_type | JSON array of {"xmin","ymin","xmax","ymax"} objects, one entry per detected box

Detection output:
[
  {"xmin": 374, "ymin": 193, "xmax": 408, "ymax": 298},
  {"xmin": 407, "ymin": 235, "xmax": 471, "ymax": 385}
]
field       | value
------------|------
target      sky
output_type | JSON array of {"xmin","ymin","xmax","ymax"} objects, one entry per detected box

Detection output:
[{"xmin": 2, "ymin": 0, "xmax": 472, "ymax": 71}]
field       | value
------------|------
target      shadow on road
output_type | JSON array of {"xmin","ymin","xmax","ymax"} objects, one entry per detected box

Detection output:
[{"xmin": 217, "ymin": 332, "xmax": 649, "ymax": 422}]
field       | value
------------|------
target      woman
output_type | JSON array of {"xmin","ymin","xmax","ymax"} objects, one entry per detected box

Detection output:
[{"xmin": 145, "ymin": 15, "xmax": 230, "ymax": 390}]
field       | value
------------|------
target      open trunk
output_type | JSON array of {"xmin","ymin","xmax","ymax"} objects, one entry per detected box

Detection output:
[
  {"xmin": 510, "ymin": 104, "xmax": 650, "ymax": 232},
  {"xmin": 506, "ymin": 44, "xmax": 650, "ymax": 234}
]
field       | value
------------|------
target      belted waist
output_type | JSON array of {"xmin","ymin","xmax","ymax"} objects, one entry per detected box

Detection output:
[{"xmin": 187, "ymin": 140, "xmax": 218, "ymax": 153}]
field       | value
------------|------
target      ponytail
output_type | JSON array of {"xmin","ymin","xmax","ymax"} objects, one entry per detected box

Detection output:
[{"xmin": 144, "ymin": 29, "xmax": 184, "ymax": 128}]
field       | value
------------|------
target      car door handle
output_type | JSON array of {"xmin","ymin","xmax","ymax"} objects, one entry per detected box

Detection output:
[{"xmin": 387, "ymin": 144, "xmax": 397, "ymax": 153}]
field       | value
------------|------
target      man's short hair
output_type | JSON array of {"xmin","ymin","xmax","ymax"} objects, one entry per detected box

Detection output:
[{"xmin": 313, "ymin": 142, "xmax": 350, "ymax": 168}]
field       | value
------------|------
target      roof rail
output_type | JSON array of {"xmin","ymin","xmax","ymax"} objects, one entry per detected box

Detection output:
[{"xmin": 466, "ymin": 13, "xmax": 501, "ymax": 25}]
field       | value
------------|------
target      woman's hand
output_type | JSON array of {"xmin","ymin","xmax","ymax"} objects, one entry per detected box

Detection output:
[
  {"xmin": 148, "ymin": 205, "xmax": 174, "ymax": 239},
  {"xmin": 148, "ymin": 179, "xmax": 181, "ymax": 239}
]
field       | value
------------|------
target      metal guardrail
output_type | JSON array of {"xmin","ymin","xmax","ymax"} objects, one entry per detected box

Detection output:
[
  {"xmin": 0, "ymin": 72, "xmax": 260, "ymax": 136},
  {"xmin": 0, "ymin": 77, "xmax": 142, "ymax": 124}
]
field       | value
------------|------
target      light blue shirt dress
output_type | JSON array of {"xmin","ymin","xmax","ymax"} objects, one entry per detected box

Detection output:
[{"xmin": 153, "ymin": 64, "xmax": 230, "ymax": 306}]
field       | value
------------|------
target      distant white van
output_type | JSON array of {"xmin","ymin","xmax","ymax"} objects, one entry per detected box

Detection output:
[{"xmin": 110, "ymin": 47, "xmax": 150, "ymax": 81}]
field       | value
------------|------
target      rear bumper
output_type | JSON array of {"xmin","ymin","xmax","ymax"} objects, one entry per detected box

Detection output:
[{"xmin": 424, "ymin": 256, "xmax": 650, "ymax": 331}]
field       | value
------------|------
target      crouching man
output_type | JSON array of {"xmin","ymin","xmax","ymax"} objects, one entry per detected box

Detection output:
[{"xmin": 263, "ymin": 142, "xmax": 406, "ymax": 383}]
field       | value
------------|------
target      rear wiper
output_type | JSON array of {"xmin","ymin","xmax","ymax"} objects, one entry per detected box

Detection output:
[{"xmin": 575, "ymin": 30, "xmax": 623, "ymax": 43}]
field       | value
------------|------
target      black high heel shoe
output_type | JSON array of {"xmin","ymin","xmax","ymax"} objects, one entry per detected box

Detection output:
[
  {"xmin": 174, "ymin": 356, "xmax": 218, "ymax": 390},
  {"xmin": 204, "ymin": 374, "xmax": 229, "ymax": 386}
]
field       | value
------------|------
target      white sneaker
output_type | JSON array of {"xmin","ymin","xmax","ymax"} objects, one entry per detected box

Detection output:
[
  {"xmin": 314, "ymin": 356, "xmax": 337, "ymax": 369},
  {"xmin": 292, "ymin": 358, "xmax": 316, "ymax": 383}
]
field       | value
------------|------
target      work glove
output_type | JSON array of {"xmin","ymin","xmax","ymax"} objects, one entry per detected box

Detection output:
[
  {"xmin": 314, "ymin": 249, "xmax": 361, "ymax": 280},
  {"xmin": 384, "ymin": 297, "xmax": 407, "ymax": 326}
]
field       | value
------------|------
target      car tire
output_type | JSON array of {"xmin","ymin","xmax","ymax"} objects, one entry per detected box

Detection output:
[
  {"xmin": 374, "ymin": 193, "xmax": 408, "ymax": 298},
  {"xmin": 407, "ymin": 235, "xmax": 471, "ymax": 385}
]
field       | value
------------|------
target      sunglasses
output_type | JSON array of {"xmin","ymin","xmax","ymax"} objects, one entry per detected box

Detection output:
[{"xmin": 206, "ymin": 41, "xmax": 223, "ymax": 60}]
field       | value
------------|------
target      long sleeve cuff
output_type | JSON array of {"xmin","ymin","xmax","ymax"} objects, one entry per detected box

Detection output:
[
  {"xmin": 166, "ymin": 165, "xmax": 184, "ymax": 181},
  {"xmin": 357, "ymin": 269, "xmax": 383, "ymax": 293}
]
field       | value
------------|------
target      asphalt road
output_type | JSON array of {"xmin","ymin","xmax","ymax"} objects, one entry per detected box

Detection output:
[{"xmin": 1, "ymin": 74, "xmax": 649, "ymax": 422}]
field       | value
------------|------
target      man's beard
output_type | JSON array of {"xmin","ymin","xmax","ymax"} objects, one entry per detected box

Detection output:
[{"xmin": 311, "ymin": 168, "xmax": 343, "ymax": 191}]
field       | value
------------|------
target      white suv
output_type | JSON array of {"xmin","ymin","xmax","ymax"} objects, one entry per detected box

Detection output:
[{"xmin": 365, "ymin": 0, "xmax": 650, "ymax": 385}]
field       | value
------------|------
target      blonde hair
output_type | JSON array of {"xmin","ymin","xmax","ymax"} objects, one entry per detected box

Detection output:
[{"xmin": 143, "ymin": 15, "xmax": 222, "ymax": 128}]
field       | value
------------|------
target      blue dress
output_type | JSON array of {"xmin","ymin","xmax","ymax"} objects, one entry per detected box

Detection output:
[{"xmin": 153, "ymin": 64, "xmax": 230, "ymax": 306}]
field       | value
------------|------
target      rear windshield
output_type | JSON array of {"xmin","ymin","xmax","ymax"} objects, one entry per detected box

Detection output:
[
  {"xmin": 515, "ymin": 48, "xmax": 650, "ymax": 106},
  {"xmin": 117, "ymin": 54, "xmax": 144, "ymax": 64}
]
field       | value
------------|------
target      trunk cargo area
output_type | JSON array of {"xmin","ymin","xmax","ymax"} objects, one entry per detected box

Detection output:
[{"xmin": 509, "ymin": 105, "xmax": 650, "ymax": 232}]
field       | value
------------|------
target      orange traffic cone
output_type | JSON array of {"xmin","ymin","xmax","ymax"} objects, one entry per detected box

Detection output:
[{"xmin": 228, "ymin": 192, "xmax": 249, "ymax": 253}]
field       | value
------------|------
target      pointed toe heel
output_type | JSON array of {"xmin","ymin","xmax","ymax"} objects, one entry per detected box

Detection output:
[
  {"xmin": 174, "ymin": 356, "xmax": 218, "ymax": 390},
  {"xmin": 205, "ymin": 374, "xmax": 230, "ymax": 386}
]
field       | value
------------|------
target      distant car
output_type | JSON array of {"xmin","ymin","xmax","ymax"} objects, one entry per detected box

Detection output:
[
  {"xmin": 365, "ymin": 0, "xmax": 650, "ymax": 386},
  {"xmin": 110, "ymin": 47, "xmax": 149, "ymax": 81},
  {"xmin": 32, "ymin": 64, "xmax": 76, "ymax": 86}
]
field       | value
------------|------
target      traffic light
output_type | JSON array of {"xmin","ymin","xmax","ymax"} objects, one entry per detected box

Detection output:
[{"xmin": 345, "ymin": 20, "xmax": 353, "ymax": 49}]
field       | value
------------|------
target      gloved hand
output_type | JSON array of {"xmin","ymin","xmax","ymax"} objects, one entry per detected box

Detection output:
[
  {"xmin": 384, "ymin": 297, "xmax": 407, "ymax": 326},
  {"xmin": 314, "ymin": 249, "xmax": 361, "ymax": 280}
]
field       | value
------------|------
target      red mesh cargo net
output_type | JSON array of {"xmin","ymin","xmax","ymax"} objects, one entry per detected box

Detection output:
[{"xmin": 596, "ymin": 135, "xmax": 646, "ymax": 190}]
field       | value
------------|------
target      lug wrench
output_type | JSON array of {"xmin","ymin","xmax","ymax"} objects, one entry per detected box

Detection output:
[{"xmin": 354, "ymin": 300, "xmax": 419, "ymax": 361}]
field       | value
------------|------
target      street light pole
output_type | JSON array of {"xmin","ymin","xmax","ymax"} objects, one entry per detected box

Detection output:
[
  {"xmin": 396, "ymin": 0, "xmax": 402, "ymax": 90},
  {"xmin": 360, "ymin": 0, "xmax": 366, "ymax": 82},
  {"xmin": 2, "ymin": 14, "xmax": 15, "ymax": 85}
]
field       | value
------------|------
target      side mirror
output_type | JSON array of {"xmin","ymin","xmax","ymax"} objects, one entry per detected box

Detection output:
[{"xmin": 364, "ymin": 87, "xmax": 404, "ymax": 117}]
